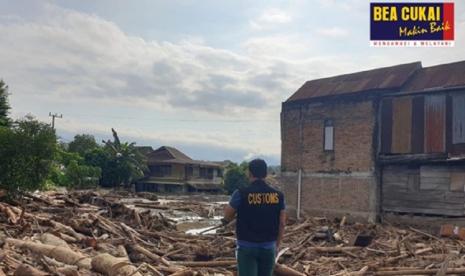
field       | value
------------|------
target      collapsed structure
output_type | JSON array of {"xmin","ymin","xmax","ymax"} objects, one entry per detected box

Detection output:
[{"xmin": 281, "ymin": 60, "xmax": 465, "ymax": 222}]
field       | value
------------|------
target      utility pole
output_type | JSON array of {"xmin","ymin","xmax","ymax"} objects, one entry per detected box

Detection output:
[{"xmin": 49, "ymin": 112, "xmax": 63, "ymax": 130}]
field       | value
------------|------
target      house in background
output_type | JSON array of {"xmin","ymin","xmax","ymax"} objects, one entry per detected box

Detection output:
[
  {"xmin": 281, "ymin": 60, "xmax": 465, "ymax": 222},
  {"xmin": 136, "ymin": 146, "xmax": 224, "ymax": 193}
]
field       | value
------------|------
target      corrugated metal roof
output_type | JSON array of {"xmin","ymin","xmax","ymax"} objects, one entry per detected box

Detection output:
[
  {"xmin": 286, "ymin": 62, "xmax": 421, "ymax": 102},
  {"xmin": 401, "ymin": 60, "xmax": 465, "ymax": 93},
  {"xmin": 147, "ymin": 146, "xmax": 221, "ymax": 167},
  {"xmin": 148, "ymin": 146, "xmax": 193, "ymax": 162}
]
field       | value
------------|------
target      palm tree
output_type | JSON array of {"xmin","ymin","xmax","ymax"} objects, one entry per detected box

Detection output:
[{"xmin": 103, "ymin": 128, "xmax": 147, "ymax": 187}]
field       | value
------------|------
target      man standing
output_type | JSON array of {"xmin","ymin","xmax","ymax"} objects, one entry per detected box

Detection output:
[{"xmin": 223, "ymin": 159, "xmax": 286, "ymax": 276}]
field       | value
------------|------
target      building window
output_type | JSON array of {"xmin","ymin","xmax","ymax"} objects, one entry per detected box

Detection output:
[
  {"xmin": 186, "ymin": 166, "xmax": 193, "ymax": 177},
  {"xmin": 153, "ymin": 165, "xmax": 172, "ymax": 177},
  {"xmin": 217, "ymin": 169, "xmax": 223, "ymax": 177},
  {"xmin": 199, "ymin": 167, "xmax": 207, "ymax": 178},
  {"xmin": 207, "ymin": 168, "xmax": 214, "ymax": 179},
  {"xmin": 324, "ymin": 119, "xmax": 334, "ymax": 151}
]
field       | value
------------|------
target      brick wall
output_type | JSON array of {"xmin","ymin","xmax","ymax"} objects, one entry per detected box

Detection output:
[
  {"xmin": 282, "ymin": 100, "xmax": 376, "ymax": 173},
  {"xmin": 281, "ymin": 99, "xmax": 378, "ymax": 221}
]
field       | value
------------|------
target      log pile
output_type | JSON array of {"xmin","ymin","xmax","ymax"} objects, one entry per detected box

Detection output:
[{"xmin": 0, "ymin": 190, "xmax": 464, "ymax": 275}]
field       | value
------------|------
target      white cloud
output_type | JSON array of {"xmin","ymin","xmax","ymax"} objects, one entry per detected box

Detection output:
[
  {"xmin": 250, "ymin": 8, "xmax": 292, "ymax": 30},
  {"xmin": 316, "ymin": 27, "xmax": 349, "ymax": 38},
  {"xmin": 316, "ymin": 0, "xmax": 366, "ymax": 13},
  {"xmin": 0, "ymin": 4, "xmax": 284, "ymax": 117},
  {"xmin": 49, "ymin": 116, "xmax": 281, "ymax": 161},
  {"xmin": 2, "ymin": 1, "xmax": 465, "ymax": 163}
]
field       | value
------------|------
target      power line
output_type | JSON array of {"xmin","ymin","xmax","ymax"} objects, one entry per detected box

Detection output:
[
  {"xmin": 64, "ymin": 113, "xmax": 279, "ymax": 123},
  {"xmin": 49, "ymin": 112, "xmax": 63, "ymax": 129}
]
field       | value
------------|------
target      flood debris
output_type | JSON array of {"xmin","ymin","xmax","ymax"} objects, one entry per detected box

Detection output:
[{"xmin": 1, "ymin": 191, "xmax": 465, "ymax": 275}]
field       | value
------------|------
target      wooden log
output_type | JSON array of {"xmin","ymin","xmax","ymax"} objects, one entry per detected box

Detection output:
[
  {"xmin": 47, "ymin": 220, "xmax": 86, "ymax": 241},
  {"xmin": 0, "ymin": 203, "xmax": 19, "ymax": 224},
  {"xmin": 139, "ymin": 230, "xmax": 182, "ymax": 243},
  {"xmin": 91, "ymin": 253, "xmax": 142, "ymax": 276},
  {"xmin": 116, "ymin": 245, "xmax": 129, "ymax": 259},
  {"xmin": 133, "ymin": 203, "xmax": 164, "ymax": 209},
  {"xmin": 13, "ymin": 264, "xmax": 47, "ymax": 276},
  {"xmin": 90, "ymin": 214, "xmax": 125, "ymax": 237},
  {"xmin": 409, "ymin": 227, "xmax": 442, "ymax": 241},
  {"xmin": 6, "ymin": 238, "xmax": 91, "ymax": 270},
  {"xmin": 40, "ymin": 233, "xmax": 70, "ymax": 248},
  {"xmin": 173, "ymin": 260, "xmax": 236, "ymax": 267},
  {"xmin": 130, "ymin": 244, "xmax": 171, "ymax": 267},
  {"xmin": 168, "ymin": 270, "xmax": 195, "ymax": 276},
  {"xmin": 56, "ymin": 266, "xmax": 81, "ymax": 276},
  {"xmin": 375, "ymin": 268, "xmax": 465, "ymax": 275},
  {"xmin": 23, "ymin": 192, "xmax": 53, "ymax": 205},
  {"xmin": 133, "ymin": 209, "xmax": 143, "ymax": 229},
  {"xmin": 382, "ymin": 253, "xmax": 409, "ymax": 265},
  {"xmin": 59, "ymin": 233, "xmax": 78, "ymax": 243},
  {"xmin": 312, "ymin": 247, "xmax": 361, "ymax": 253},
  {"xmin": 274, "ymin": 264, "xmax": 306, "ymax": 276},
  {"xmin": 144, "ymin": 263, "xmax": 164, "ymax": 276},
  {"xmin": 41, "ymin": 255, "xmax": 80, "ymax": 275},
  {"xmin": 414, "ymin": 247, "xmax": 433, "ymax": 255},
  {"xmin": 153, "ymin": 266, "xmax": 182, "ymax": 274}
]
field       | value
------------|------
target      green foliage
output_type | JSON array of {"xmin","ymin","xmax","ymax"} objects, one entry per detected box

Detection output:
[
  {"xmin": 68, "ymin": 134, "xmax": 98, "ymax": 156},
  {"xmin": 65, "ymin": 160, "xmax": 101, "ymax": 188},
  {"xmin": 86, "ymin": 128, "xmax": 147, "ymax": 187},
  {"xmin": 0, "ymin": 80, "xmax": 11, "ymax": 127},
  {"xmin": 0, "ymin": 115, "xmax": 56, "ymax": 196},
  {"xmin": 224, "ymin": 162, "xmax": 249, "ymax": 194},
  {"xmin": 49, "ymin": 146, "xmax": 101, "ymax": 189}
]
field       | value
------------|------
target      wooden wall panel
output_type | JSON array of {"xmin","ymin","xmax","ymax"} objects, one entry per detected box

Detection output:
[
  {"xmin": 381, "ymin": 99, "xmax": 392, "ymax": 153},
  {"xmin": 452, "ymin": 94, "xmax": 465, "ymax": 144},
  {"xmin": 411, "ymin": 96, "xmax": 424, "ymax": 154},
  {"xmin": 425, "ymin": 95, "xmax": 446, "ymax": 153},
  {"xmin": 420, "ymin": 166, "xmax": 450, "ymax": 190},
  {"xmin": 391, "ymin": 97, "xmax": 412, "ymax": 153},
  {"xmin": 382, "ymin": 165, "xmax": 465, "ymax": 216},
  {"xmin": 450, "ymin": 172, "xmax": 465, "ymax": 192},
  {"xmin": 446, "ymin": 95, "xmax": 452, "ymax": 153}
]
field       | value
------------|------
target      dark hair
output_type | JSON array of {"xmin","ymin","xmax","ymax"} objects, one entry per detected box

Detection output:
[{"xmin": 248, "ymin": 159, "xmax": 267, "ymax": 179}]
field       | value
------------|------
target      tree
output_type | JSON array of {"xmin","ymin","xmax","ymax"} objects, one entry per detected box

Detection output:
[
  {"xmin": 0, "ymin": 115, "xmax": 56, "ymax": 196},
  {"xmin": 224, "ymin": 162, "xmax": 249, "ymax": 194},
  {"xmin": 86, "ymin": 128, "xmax": 147, "ymax": 187},
  {"xmin": 68, "ymin": 134, "xmax": 98, "ymax": 156},
  {"xmin": 49, "ymin": 145, "xmax": 101, "ymax": 189},
  {"xmin": 0, "ymin": 80, "xmax": 11, "ymax": 127},
  {"xmin": 65, "ymin": 160, "xmax": 101, "ymax": 188}
]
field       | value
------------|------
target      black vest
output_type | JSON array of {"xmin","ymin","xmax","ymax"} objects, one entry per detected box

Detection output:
[{"xmin": 236, "ymin": 180, "xmax": 283, "ymax": 242}]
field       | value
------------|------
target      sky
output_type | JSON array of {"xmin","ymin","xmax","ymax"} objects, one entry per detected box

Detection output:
[{"xmin": 0, "ymin": 0, "xmax": 464, "ymax": 165}]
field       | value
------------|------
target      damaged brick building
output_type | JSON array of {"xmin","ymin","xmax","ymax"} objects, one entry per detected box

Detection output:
[{"xmin": 281, "ymin": 60, "xmax": 465, "ymax": 222}]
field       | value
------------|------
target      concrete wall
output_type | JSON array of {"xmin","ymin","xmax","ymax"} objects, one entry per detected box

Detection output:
[{"xmin": 281, "ymin": 99, "xmax": 378, "ymax": 221}]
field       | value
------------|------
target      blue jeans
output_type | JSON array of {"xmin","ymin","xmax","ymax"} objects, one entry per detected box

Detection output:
[{"xmin": 236, "ymin": 247, "xmax": 275, "ymax": 276}]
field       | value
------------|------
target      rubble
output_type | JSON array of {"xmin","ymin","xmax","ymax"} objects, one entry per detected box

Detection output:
[{"xmin": 0, "ymin": 190, "xmax": 464, "ymax": 275}]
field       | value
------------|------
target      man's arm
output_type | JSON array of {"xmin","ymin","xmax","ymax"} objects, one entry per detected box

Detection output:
[
  {"xmin": 223, "ymin": 204, "xmax": 236, "ymax": 223},
  {"xmin": 222, "ymin": 190, "xmax": 240, "ymax": 224},
  {"xmin": 276, "ymin": 210, "xmax": 286, "ymax": 249}
]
